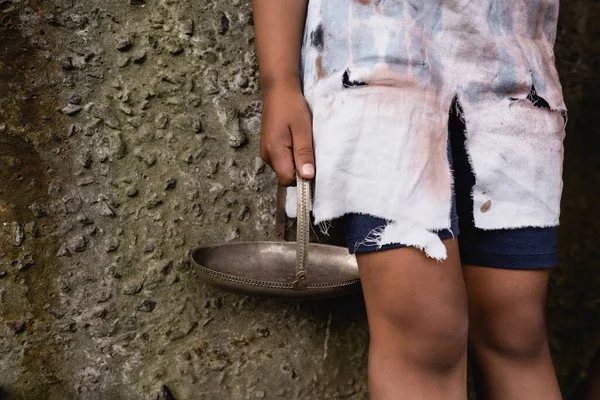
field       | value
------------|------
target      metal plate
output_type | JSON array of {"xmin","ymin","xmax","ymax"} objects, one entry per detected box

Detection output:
[{"xmin": 191, "ymin": 241, "xmax": 360, "ymax": 300}]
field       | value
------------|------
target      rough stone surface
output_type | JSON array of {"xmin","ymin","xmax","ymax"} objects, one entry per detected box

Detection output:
[{"xmin": 0, "ymin": 1, "xmax": 598, "ymax": 399}]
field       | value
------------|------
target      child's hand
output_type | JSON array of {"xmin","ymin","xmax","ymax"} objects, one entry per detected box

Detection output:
[{"xmin": 260, "ymin": 86, "xmax": 315, "ymax": 186}]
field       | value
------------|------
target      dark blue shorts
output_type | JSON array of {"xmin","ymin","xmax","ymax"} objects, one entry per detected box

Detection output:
[{"xmin": 344, "ymin": 107, "xmax": 558, "ymax": 270}]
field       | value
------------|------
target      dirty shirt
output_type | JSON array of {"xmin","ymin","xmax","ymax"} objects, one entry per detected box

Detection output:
[{"xmin": 285, "ymin": 0, "xmax": 567, "ymax": 260}]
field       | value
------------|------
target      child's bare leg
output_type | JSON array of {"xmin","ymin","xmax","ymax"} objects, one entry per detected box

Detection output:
[
  {"xmin": 464, "ymin": 266, "xmax": 562, "ymax": 400},
  {"xmin": 357, "ymin": 238, "xmax": 468, "ymax": 400}
]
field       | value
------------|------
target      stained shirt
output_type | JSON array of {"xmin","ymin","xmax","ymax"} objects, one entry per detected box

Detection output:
[{"xmin": 285, "ymin": 0, "xmax": 567, "ymax": 259}]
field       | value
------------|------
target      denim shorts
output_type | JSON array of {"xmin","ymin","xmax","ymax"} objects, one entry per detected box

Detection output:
[{"xmin": 343, "ymin": 106, "xmax": 559, "ymax": 270}]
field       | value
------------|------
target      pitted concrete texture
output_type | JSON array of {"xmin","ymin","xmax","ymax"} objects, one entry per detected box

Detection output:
[{"xmin": 0, "ymin": 1, "xmax": 598, "ymax": 399}]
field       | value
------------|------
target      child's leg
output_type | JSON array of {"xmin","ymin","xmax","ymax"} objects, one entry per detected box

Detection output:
[
  {"xmin": 463, "ymin": 266, "xmax": 561, "ymax": 400},
  {"xmin": 449, "ymin": 93, "xmax": 562, "ymax": 399},
  {"xmin": 357, "ymin": 238, "xmax": 468, "ymax": 400}
]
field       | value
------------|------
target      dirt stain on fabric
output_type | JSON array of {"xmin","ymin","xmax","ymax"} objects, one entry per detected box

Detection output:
[
  {"xmin": 315, "ymin": 56, "xmax": 326, "ymax": 80},
  {"xmin": 480, "ymin": 199, "xmax": 492, "ymax": 213}
]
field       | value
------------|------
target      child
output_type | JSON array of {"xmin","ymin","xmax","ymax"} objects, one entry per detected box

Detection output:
[{"xmin": 252, "ymin": 1, "xmax": 567, "ymax": 399}]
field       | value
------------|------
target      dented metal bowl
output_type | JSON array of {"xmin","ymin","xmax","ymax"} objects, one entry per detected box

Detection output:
[
  {"xmin": 191, "ymin": 175, "xmax": 360, "ymax": 300},
  {"xmin": 191, "ymin": 241, "xmax": 360, "ymax": 300}
]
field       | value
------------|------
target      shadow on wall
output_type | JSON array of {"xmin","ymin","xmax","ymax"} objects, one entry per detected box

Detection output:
[{"xmin": 547, "ymin": 1, "xmax": 600, "ymax": 397}]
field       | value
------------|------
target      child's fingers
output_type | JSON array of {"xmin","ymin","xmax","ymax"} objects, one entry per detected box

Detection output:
[
  {"xmin": 266, "ymin": 142, "xmax": 296, "ymax": 186},
  {"xmin": 290, "ymin": 117, "xmax": 315, "ymax": 179}
]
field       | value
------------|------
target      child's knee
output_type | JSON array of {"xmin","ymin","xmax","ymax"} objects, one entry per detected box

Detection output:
[
  {"xmin": 410, "ymin": 309, "xmax": 469, "ymax": 372},
  {"xmin": 473, "ymin": 306, "xmax": 548, "ymax": 361},
  {"xmin": 372, "ymin": 305, "xmax": 469, "ymax": 373}
]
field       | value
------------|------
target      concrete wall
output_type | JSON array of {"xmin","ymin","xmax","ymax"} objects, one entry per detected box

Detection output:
[{"xmin": 0, "ymin": 1, "xmax": 598, "ymax": 399}]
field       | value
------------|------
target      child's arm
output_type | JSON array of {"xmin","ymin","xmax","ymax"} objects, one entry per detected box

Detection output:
[{"xmin": 252, "ymin": 0, "xmax": 315, "ymax": 186}]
